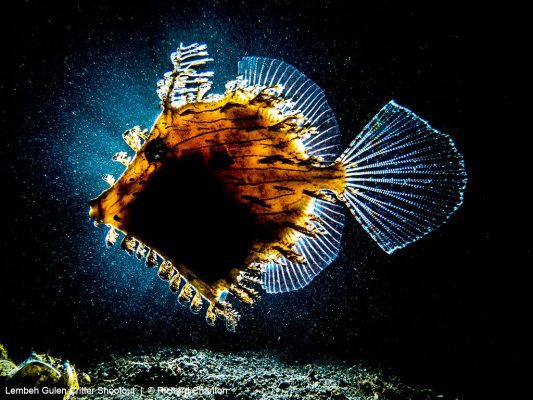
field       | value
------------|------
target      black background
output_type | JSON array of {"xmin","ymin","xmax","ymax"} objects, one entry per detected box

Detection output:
[{"xmin": 0, "ymin": 1, "xmax": 527, "ymax": 399}]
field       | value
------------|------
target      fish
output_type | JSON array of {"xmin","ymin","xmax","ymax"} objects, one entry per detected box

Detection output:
[{"xmin": 88, "ymin": 43, "xmax": 466, "ymax": 330}]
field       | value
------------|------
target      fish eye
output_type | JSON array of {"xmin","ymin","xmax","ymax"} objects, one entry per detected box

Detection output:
[{"xmin": 144, "ymin": 138, "xmax": 167, "ymax": 162}]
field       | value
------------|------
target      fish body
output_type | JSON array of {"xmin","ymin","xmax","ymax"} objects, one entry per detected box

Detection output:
[{"xmin": 89, "ymin": 43, "xmax": 466, "ymax": 330}]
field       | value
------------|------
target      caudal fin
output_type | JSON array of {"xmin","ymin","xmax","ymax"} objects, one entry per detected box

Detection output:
[{"xmin": 339, "ymin": 100, "xmax": 466, "ymax": 254}]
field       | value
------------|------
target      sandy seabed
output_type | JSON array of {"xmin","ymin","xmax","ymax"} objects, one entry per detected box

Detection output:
[{"xmin": 77, "ymin": 347, "xmax": 447, "ymax": 400}]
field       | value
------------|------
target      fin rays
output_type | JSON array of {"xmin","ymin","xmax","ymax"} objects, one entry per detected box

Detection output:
[
  {"xmin": 261, "ymin": 198, "xmax": 345, "ymax": 293},
  {"xmin": 340, "ymin": 101, "xmax": 466, "ymax": 254},
  {"xmin": 238, "ymin": 57, "xmax": 342, "ymax": 162}
]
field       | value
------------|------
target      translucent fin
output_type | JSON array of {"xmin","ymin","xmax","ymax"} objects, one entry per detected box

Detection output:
[
  {"xmin": 238, "ymin": 57, "xmax": 341, "ymax": 162},
  {"xmin": 261, "ymin": 198, "xmax": 345, "ymax": 293},
  {"xmin": 339, "ymin": 100, "xmax": 467, "ymax": 254}
]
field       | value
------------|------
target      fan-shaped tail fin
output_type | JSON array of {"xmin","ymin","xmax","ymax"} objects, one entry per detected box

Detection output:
[{"xmin": 339, "ymin": 101, "xmax": 466, "ymax": 254}]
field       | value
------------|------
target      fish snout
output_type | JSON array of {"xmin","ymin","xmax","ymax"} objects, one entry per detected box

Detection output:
[{"xmin": 88, "ymin": 198, "xmax": 102, "ymax": 222}]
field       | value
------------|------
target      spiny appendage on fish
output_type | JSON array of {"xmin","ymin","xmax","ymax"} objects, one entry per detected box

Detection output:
[
  {"xmin": 88, "ymin": 43, "xmax": 346, "ymax": 330},
  {"xmin": 89, "ymin": 42, "xmax": 467, "ymax": 330}
]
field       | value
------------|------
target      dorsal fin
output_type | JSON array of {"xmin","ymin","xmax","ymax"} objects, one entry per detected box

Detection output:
[
  {"xmin": 238, "ymin": 57, "xmax": 342, "ymax": 163},
  {"xmin": 261, "ymin": 197, "xmax": 345, "ymax": 293}
]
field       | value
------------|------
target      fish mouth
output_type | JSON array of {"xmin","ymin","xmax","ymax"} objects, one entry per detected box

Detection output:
[{"xmin": 88, "ymin": 198, "xmax": 103, "ymax": 225}]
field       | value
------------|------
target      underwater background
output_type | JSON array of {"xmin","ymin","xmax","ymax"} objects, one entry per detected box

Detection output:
[{"xmin": 1, "ymin": 1, "xmax": 526, "ymax": 399}]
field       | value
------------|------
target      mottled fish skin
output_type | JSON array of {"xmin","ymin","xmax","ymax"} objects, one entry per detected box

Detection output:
[{"xmin": 89, "ymin": 82, "xmax": 345, "ymax": 329}]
